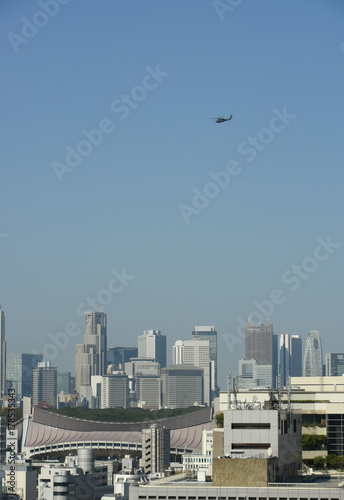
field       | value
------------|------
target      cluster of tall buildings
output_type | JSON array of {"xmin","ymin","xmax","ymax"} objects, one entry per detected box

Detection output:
[
  {"xmin": 2, "ymin": 302, "xmax": 344, "ymax": 409},
  {"xmin": 75, "ymin": 320, "xmax": 218, "ymax": 409}
]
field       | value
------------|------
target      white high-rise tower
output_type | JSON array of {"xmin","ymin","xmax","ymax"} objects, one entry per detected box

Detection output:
[
  {"xmin": 303, "ymin": 330, "xmax": 323, "ymax": 377},
  {"xmin": 173, "ymin": 339, "xmax": 211, "ymax": 405}
]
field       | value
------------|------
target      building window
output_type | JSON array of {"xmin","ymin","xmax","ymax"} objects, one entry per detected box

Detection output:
[{"xmin": 232, "ymin": 423, "xmax": 270, "ymax": 429}]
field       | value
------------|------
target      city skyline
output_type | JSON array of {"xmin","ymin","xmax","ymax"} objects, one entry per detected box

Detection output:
[
  {"xmin": 2, "ymin": 312, "xmax": 338, "ymax": 393},
  {"xmin": 1, "ymin": 1, "xmax": 343, "ymax": 392}
]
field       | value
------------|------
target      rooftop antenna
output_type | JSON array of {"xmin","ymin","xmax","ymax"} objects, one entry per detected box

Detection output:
[
  {"xmin": 227, "ymin": 374, "xmax": 231, "ymax": 409},
  {"xmin": 287, "ymin": 375, "xmax": 291, "ymax": 411},
  {"xmin": 278, "ymin": 374, "xmax": 282, "ymax": 409},
  {"xmin": 233, "ymin": 376, "xmax": 238, "ymax": 409}
]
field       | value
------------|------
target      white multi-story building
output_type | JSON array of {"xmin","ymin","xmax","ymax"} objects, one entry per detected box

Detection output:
[
  {"xmin": 38, "ymin": 462, "xmax": 94, "ymax": 500},
  {"xmin": 138, "ymin": 330, "xmax": 166, "ymax": 368},
  {"xmin": 0, "ymin": 464, "xmax": 37, "ymax": 500},
  {"xmin": 192, "ymin": 325, "xmax": 217, "ymax": 396},
  {"xmin": 173, "ymin": 340, "xmax": 211, "ymax": 405}
]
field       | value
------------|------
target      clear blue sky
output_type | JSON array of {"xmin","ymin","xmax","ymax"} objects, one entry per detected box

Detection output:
[{"xmin": 1, "ymin": 0, "xmax": 344, "ymax": 389}]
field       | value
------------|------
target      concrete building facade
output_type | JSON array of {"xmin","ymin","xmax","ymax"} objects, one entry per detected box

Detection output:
[{"xmin": 141, "ymin": 424, "xmax": 170, "ymax": 474}]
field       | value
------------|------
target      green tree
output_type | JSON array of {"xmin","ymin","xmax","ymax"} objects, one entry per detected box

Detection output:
[
  {"xmin": 326, "ymin": 454, "xmax": 339, "ymax": 469},
  {"xmin": 215, "ymin": 412, "xmax": 224, "ymax": 428},
  {"xmin": 313, "ymin": 455, "xmax": 326, "ymax": 469}
]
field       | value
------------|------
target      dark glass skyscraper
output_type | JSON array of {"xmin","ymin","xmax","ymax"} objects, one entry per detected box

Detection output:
[
  {"xmin": 6, "ymin": 353, "xmax": 43, "ymax": 398},
  {"xmin": 325, "ymin": 353, "xmax": 344, "ymax": 376},
  {"xmin": 245, "ymin": 320, "xmax": 278, "ymax": 388},
  {"xmin": 280, "ymin": 334, "xmax": 302, "ymax": 386}
]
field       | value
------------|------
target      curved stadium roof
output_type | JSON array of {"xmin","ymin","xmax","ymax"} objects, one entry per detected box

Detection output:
[{"xmin": 23, "ymin": 407, "xmax": 215, "ymax": 455}]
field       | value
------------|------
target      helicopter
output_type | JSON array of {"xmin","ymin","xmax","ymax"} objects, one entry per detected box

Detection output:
[{"xmin": 211, "ymin": 114, "xmax": 233, "ymax": 123}]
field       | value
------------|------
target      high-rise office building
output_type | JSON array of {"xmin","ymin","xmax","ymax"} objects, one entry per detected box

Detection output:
[
  {"xmin": 279, "ymin": 334, "xmax": 302, "ymax": 386},
  {"xmin": 290, "ymin": 335, "xmax": 302, "ymax": 377},
  {"xmin": 161, "ymin": 365, "xmax": 204, "ymax": 408},
  {"xmin": 101, "ymin": 374, "xmax": 129, "ymax": 409},
  {"xmin": 142, "ymin": 424, "xmax": 170, "ymax": 474},
  {"xmin": 84, "ymin": 311, "xmax": 107, "ymax": 375},
  {"xmin": 138, "ymin": 330, "xmax": 166, "ymax": 368},
  {"xmin": 0, "ymin": 305, "xmax": 6, "ymax": 396},
  {"xmin": 325, "ymin": 353, "xmax": 344, "ymax": 377},
  {"xmin": 33, "ymin": 361, "xmax": 57, "ymax": 407},
  {"xmin": 136, "ymin": 376, "xmax": 161, "ymax": 409},
  {"xmin": 192, "ymin": 325, "xmax": 218, "ymax": 395},
  {"xmin": 303, "ymin": 330, "xmax": 323, "ymax": 377},
  {"xmin": 57, "ymin": 372, "xmax": 71, "ymax": 394},
  {"xmin": 107, "ymin": 346, "xmax": 138, "ymax": 369},
  {"xmin": 173, "ymin": 339, "xmax": 211, "ymax": 405},
  {"xmin": 6, "ymin": 353, "xmax": 43, "ymax": 398},
  {"xmin": 245, "ymin": 320, "xmax": 278, "ymax": 388},
  {"xmin": 75, "ymin": 311, "xmax": 107, "ymax": 393},
  {"xmin": 279, "ymin": 334, "xmax": 290, "ymax": 387}
]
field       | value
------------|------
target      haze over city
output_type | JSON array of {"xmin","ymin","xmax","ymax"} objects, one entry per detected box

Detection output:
[{"xmin": 1, "ymin": 0, "xmax": 344, "ymax": 389}]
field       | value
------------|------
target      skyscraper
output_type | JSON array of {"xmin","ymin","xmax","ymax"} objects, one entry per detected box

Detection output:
[
  {"xmin": 75, "ymin": 311, "xmax": 107, "ymax": 393},
  {"xmin": 6, "ymin": 353, "xmax": 43, "ymax": 398},
  {"xmin": 303, "ymin": 330, "xmax": 323, "ymax": 377},
  {"xmin": 279, "ymin": 334, "xmax": 290, "ymax": 387},
  {"xmin": 279, "ymin": 334, "xmax": 302, "ymax": 386},
  {"xmin": 173, "ymin": 339, "xmax": 211, "ymax": 405},
  {"xmin": 192, "ymin": 325, "xmax": 218, "ymax": 395},
  {"xmin": 290, "ymin": 335, "xmax": 302, "ymax": 377},
  {"xmin": 0, "ymin": 305, "xmax": 6, "ymax": 396},
  {"xmin": 83, "ymin": 311, "xmax": 107, "ymax": 376},
  {"xmin": 107, "ymin": 346, "xmax": 138, "ymax": 368},
  {"xmin": 33, "ymin": 361, "xmax": 57, "ymax": 407},
  {"xmin": 325, "ymin": 353, "xmax": 344, "ymax": 377},
  {"xmin": 138, "ymin": 330, "xmax": 166, "ymax": 368},
  {"xmin": 245, "ymin": 320, "xmax": 278, "ymax": 388}
]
